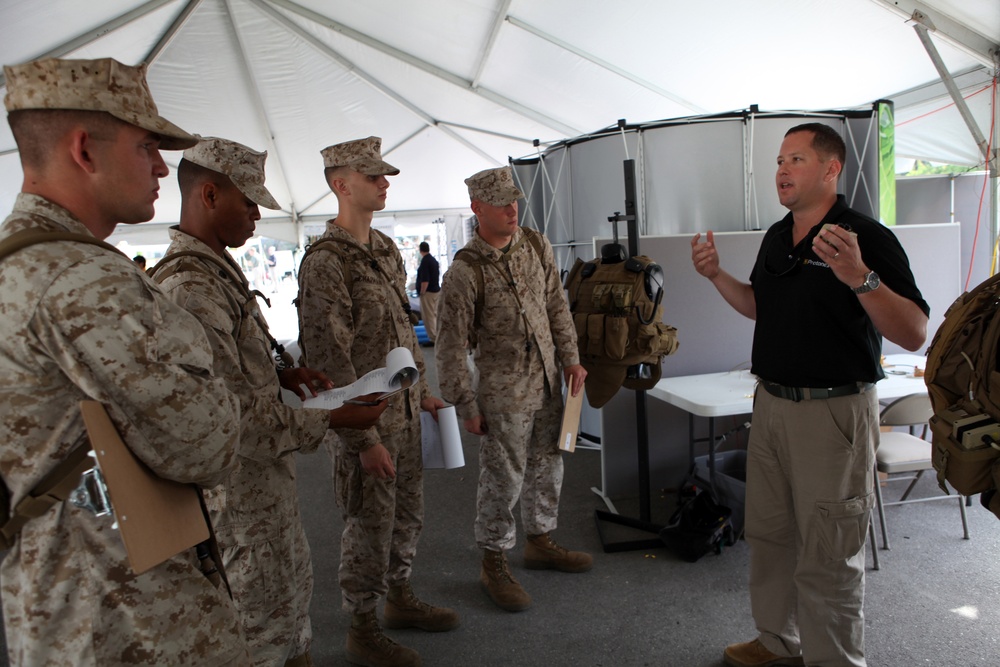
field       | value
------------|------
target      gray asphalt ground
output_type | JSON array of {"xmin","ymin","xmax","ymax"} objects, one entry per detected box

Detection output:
[{"xmin": 1, "ymin": 342, "xmax": 997, "ymax": 666}]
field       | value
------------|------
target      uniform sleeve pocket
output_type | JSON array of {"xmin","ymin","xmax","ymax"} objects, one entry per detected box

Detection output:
[{"xmin": 814, "ymin": 492, "xmax": 874, "ymax": 561}]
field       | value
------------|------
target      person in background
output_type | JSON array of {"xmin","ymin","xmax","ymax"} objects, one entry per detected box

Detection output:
[
  {"xmin": 296, "ymin": 136, "xmax": 457, "ymax": 667},
  {"xmin": 436, "ymin": 166, "xmax": 590, "ymax": 614},
  {"xmin": 133, "ymin": 254, "xmax": 146, "ymax": 270},
  {"xmin": 153, "ymin": 136, "xmax": 387, "ymax": 667},
  {"xmin": 0, "ymin": 56, "xmax": 250, "ymax": 665},
  {"xmin": 416, "ymin": 240, "xmax": 440, "ymax": 345},
  {"xmin": 266, "ymin": 244, "xmax": 279, "ymax": 292},
  {"xmin": 691, "ymin": 122, "xmax": 928, "ymax": 667}
]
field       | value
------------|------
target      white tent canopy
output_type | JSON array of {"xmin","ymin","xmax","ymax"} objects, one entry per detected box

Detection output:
[{"xmin": 1, "ymin": 0, "xmax": 997, "ymax": 246}]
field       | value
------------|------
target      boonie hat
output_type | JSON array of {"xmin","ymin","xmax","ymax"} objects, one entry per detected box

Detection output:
[
  {"xmin": 183, "ymin": 137, "xmax": 280, "ymax": 210},
  {"xmin": 464, "ymin": 166, "xmax": 523, "ymax": 207},
  {"xmin": 3, "ymin": 57, "xmax": 198, "ymax": 150},
  {"xmin": 320, "ymin": 136, "xmax": 399, "ymax": 175}
]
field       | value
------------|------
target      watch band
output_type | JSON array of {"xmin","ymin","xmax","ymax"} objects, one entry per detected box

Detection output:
[{"xmin": 852, "ymin": 271, "xmax": 880, "ymax": 295}]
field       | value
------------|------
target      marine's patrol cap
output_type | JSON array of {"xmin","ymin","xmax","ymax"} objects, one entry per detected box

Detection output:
[
  {"xmin": 464, "ymin": 166, "xmax": 523, "ymax": 207},
  {"xmin": 183, "ymin": 137, "xmax": 280, "ymax": 210},
  {"xmin": 3, "ymin": 57, "xmax": 198, "ymax": 150},
  {"xmin": 320, "ymin": 136, "xmax": 399, "ymax": 175}
]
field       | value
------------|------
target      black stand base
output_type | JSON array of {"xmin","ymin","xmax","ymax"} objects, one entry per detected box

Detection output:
[{"xmin": 593, "ymin": 509, "xmax": 664, "ymax": 553}]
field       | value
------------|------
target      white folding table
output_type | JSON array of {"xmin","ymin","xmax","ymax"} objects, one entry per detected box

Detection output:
[{"xmin": 648, "ymin": 354, "xmax": 929, "ymax": 493}]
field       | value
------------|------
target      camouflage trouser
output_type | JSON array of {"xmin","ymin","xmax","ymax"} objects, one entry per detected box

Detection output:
[
  {"xmin": 215, "ymin": 499, "xmax": 313, "ymax": 667},
  {"xmin": 335, "ymin": 418, "xmax": 424, "ymax": 613},
  {"xmin": 476, "ymin": 393, "xmax": 564, "ymax": 551}
]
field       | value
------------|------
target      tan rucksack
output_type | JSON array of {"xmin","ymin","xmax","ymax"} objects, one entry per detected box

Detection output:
[{"xmin": 924, "ymin": 272, "xmax": 1000, "ymax": 520}]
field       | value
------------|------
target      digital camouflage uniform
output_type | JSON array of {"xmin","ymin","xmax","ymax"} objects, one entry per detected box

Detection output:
[
  {"xmin": 296, "ymin": 221, "xmax": 430, "ymax": 614},
  {"xmin": 436, "ymin": 225, "xmax": 580, "ymax": 551},
  {"xmin": 0, "ymin": 195, "xmax": 249, "ymax": 666},
  {"xmin": 155, "ymin": 225, "xmax": 329, "ymax": 666}
]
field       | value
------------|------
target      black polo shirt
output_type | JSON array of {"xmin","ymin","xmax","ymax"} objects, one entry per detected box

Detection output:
[
  {"xmin": 749, "ymin": 196, "xmax": 929, "ymax": 387},
  {"xmin": 417, "ymin": 253, "xmax": 440, "ymax": 293}
]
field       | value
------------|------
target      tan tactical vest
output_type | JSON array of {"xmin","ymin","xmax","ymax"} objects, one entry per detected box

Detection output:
[{"xmin": 564, "ymin": 254, "xmax": 679, "ymax": 408}]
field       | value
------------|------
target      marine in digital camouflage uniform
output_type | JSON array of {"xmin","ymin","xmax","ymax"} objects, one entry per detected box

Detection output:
[
  {"xmin": 151, "ymin": 137, "xmax": 388, "ymax": 667},
  {"xmin": 296, "ymin": 137, "xmax": 457, "ymax": 667},
  {"xmin": 436, "ymin": 166, "xmax": 592, "ymax": 613},
  {"xmin": 0, "ymin": 58, "xmax": 250, "ymax": 666}
]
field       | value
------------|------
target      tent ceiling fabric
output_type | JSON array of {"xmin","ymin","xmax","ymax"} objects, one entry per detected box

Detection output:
[{"xmin": 0, "ymin": 0, "xmax": 997, "ymax": 241}]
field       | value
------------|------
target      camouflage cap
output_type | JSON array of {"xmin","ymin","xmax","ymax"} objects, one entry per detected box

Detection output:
[
  {"xmin": 3, "ymin": 57, "xmax": 198, "ymax": 150},
  {"xmin": 464, "ymin": 166, "xmax": 523, "ymax": 207},
  {"xmin": 320, "ymin": 136, "xmax": 399, "ymax": 175},
  {"xmin": 183, "ymin": 137, "xmax": 280, "ymax": 210}
]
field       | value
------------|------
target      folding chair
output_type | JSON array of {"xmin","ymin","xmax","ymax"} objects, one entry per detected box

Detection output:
[{"xmin": 871, "ymin": 394, "xmax": 970, "ymax": 566}]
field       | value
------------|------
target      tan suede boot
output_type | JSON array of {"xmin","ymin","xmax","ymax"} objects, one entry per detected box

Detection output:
[
  {"xmin": 384, "ymin": 580, "xmax": 460, "ymax": 632},
  {"xmin": 723, "ymin": 639, "xmax": 804, "ymax": 667},
  {"xmin": 524, "ymin": 533, "xmax": 593, "ymax": 573},
  {"xmin": 284, "ymin": 653, "xmax": 315, "ymax": 667},
  {"xmin": 480, "ymin": 548, "xmax": 532, "ymax": 612},
  {"xmin": 345, "ymin": 609, "xmax": 421, "ymax": 667}
]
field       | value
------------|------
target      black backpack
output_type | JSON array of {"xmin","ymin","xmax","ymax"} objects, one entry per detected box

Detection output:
[{"xmin": 659, "ymin": 486, "xmax": 734, "ymax": 562}]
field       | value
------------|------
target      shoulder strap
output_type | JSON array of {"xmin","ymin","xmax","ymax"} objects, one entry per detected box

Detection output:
[
  {"xmin": 521, "ymin": 227, "xmax": 546, "ymax": 260},
  {"xmin": 151, "ymin": 249, "xmax": 292, "ymax": 369},
  {"xmin": 300, "ymin": 236, "xmax": 355, "ymax": 294},
  {"xmin": 453, "ymin": 248, "xmax": 486, "ymax": 335},
  {"xmin": 0, "ymin": 229, "xmax": 122, "ymax": 262},
  {"xmin": 0, "ymin": 439, "xmax": 92, "ymax": 549},
  {"xmin": 452, "ymin": 227, "xmax": 547, "ymax": 324}
]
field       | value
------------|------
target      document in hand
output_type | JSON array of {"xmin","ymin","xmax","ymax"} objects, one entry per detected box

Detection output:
[
  {"xmin": 421, "ymin": 405, "xmax": 465, "ymax": 469},
  {"xmin": 283, "ymin": 346, "xmax": 420, "ymax": 409}
]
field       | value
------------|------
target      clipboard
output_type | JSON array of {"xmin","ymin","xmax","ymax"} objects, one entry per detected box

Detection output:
[
  {"xmin": 558, "ymin": 389, "xmax": 584, "ymax": 453},
  {"xmin": 79, "ymin": 401, "xmax": 210, "ymax": 574}
]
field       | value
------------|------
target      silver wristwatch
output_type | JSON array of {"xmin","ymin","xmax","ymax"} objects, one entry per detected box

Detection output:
[{"xmin": 852, "ymin": 271, "xmax": 880, "ymax": 295}]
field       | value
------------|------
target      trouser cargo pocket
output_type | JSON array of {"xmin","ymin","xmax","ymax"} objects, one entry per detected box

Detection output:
[{"xmin": 815, "ymin": 492, "xmax": 874, "ymax": 561}]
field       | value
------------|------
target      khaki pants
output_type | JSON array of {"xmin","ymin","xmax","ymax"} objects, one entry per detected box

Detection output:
[
  {"xmin": 747, "ymin": 387, "xmax": 878, "ymax": 667},
  {"xmin": 419, "ymin": 290, "xmax": 440, "ymax": 341}
]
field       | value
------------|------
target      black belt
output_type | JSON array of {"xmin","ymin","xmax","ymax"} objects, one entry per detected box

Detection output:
[{"xmin": 758, "ymin": 380, "xmax": 874, "ymax": 402}]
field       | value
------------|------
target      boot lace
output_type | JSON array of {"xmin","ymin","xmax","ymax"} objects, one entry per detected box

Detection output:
[
  {"xmin": 397, "ymin": 581, "xmax": 435, "ymax": 613},
  {"xmin": 487, "ymin": 550, "xmax": 515, "ymax": 583}
]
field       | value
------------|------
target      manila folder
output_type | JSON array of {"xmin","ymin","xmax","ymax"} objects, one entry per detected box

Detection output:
[{"xmin": 79, "ymin": 401, "xmax": 210, "ymax": 575}]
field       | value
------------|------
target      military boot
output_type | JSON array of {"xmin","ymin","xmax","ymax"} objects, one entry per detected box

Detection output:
[
  {"xmin": 284, "ymin": 653, "xmax": 315, "ymax": 667},
  {"xmin": 480, "ymin": 548, "xmax": 532, "ymax": 612},
  {"xmin": 345, "ymin": 609, "xmax": 421, "ymax": 667},
  {"xmin": 524, "ymin": 533, "xmax": 593, "ymax": 573},
  {"xmin": 384, "ymin": 580, "xmax": 460, "ymax": 632}
]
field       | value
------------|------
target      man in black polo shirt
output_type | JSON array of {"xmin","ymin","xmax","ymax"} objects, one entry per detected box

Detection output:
[
  {"xmin": 691, "ymin": 122, "xmax": 929, "ymax": 667},
  {"xmin": 417, "ymin": 241, "xmax": 441, "ymax": 344}
]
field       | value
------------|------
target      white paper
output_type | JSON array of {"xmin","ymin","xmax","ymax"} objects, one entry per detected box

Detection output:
[
  {"xmin": 421, "ymin": 405, "xmax": 465, "ymax": 469},
  {"xmin": 280, "ymin": 346, "xmax": 419, "ymax": 410}
]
